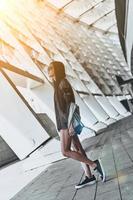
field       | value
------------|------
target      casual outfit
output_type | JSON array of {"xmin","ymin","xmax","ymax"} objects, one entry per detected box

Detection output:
[
  {"xmin": 54, "ymin": 78, "xmax": 75, "ymax": 131},
  {"xmin": 52, "ymin": 62, "xmax": 105, "ymax": 189}
]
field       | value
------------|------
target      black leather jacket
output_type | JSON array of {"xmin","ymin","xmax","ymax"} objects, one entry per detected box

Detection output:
[{"xmin": 54, "ymin": 78, "xmax": 75, "ymax": 131}]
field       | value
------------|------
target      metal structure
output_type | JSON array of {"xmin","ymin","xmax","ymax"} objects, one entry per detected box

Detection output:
[{"xmin": 0, "ymin": 0, "xmax": 132, "ymax": 165}]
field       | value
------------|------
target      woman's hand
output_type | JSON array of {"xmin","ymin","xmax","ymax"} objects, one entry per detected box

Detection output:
[{"xmin": 68, "ymin": 123, "xmax": 75, "ymax": 136}]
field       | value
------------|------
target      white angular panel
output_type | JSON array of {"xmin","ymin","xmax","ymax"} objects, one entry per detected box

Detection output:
[
  {"xmin": 0, "ymin": 21, "xmax": 44, "ymax": 78},
  {"xmin": 47, "ymin": 0, "xmax": 71, "ymax": 9},
  {"xmin": 68, "ymin": 76, "xmax": 89, "ymax": 93},
  {"xmin": 69, "ymin": 61, "xmax": 84, "ymax": 72},
  {"xmin": 107, "ymin": 96, "xmax": 131, "ymax": 117},
  {"xmin": 64, "ymin": 0, "xmax": 102, "ymax": 18},
  {"xmin": 28, "ymin": 83, "xmax": 56, "ymax": 124},
  {"xmin": 0, "ymin": 70, "xmax": 49, "ymax": 160},
  {"xmin": 94, "ymin": 11, "xmax": 116, "ymax": 31},
  {"xmin": 1, "ymin": 10, "xmax": 46, "ymax": 53},
  {"xmin": 82, "ymin": 94, "xmax": 116, "ymax": 125},
  {"xmin": 80, "ymin": 0, "xmax": 114, "ymax": 25},
  {"xmin": 74, "ymin": 92, "xmax": 107, "ymax": 132},
  {"xmin": 65, "ymin": 63, "xmax": 78, "ymax": 78},
  {"xmin": 95, "ymin": 95, "xmax": 123, "ymax": 120}
]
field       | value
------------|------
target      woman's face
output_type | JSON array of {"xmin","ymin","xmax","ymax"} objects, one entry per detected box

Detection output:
[{"xmin": 48, "ymin": 65, "xmax": 56, "ymax": 81}]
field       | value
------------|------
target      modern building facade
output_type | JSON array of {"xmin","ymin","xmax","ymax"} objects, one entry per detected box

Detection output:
[{"xmin": 0, "ymin": 0, "xmax": 133, "ymax": 167}]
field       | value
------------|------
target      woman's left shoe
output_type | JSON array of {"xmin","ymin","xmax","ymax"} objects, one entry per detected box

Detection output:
[{"xmin": 94, "ymin": 159, "xmax": 106, "ymax": 182}]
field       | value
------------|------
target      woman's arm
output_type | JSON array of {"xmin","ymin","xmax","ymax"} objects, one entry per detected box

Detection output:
[
  {"xmin": 59, "ymin": 79, "xmax": 75, "ymax": 135},
  {"xmin": 59, "ymin": 79, "xmax": 75, "ymax": 106}
]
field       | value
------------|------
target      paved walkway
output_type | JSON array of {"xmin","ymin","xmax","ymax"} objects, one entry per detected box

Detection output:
[{"xmin": 11, "ymin": 116, "xmax": 133, "ymax": 200}]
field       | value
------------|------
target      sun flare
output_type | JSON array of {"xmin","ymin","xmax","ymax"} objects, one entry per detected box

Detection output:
[{"xmin": 0, "ymin": 0, "xmax": 8, "ymax": 11}]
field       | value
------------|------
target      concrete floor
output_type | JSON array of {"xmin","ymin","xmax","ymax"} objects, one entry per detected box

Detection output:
[
  {"xmin": 11, "ymin": 116, "xmax": 133, "ymax": 200},
  {"xmin": 0, "ymin": 139, "xmax": 64, "ymax": 200}
]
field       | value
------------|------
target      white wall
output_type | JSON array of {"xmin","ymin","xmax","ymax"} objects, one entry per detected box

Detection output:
[
  {"xmin": 0, "ymin": 71, "xmax": 49, "ymax": 160},
  {"xmin": 29, "ymin": 83, "xmax": 56, "ymax": 123}
]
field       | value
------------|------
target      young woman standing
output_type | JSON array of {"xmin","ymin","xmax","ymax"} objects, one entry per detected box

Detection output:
[{"xmin": 48, "ymin": 61, "xmax": 105, "ymax": 189}]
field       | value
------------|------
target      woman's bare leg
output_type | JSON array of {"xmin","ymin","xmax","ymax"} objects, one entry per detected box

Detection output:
[
  {"xmin": 71, "ymin": 135, "xmax": 92, "ymax": 178},
  {"xmin": 60, "ymin": 129, "xmax": 96, "ymax": 168}
]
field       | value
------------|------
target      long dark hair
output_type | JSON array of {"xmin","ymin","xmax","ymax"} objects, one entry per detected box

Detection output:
[{"xmin": 49, "ymin": 61, "xmax": 66, "ymax": 86}]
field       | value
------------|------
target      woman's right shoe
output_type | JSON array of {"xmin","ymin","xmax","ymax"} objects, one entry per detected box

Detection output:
[{"xmin": 75, "ymin": 175, "xmax": 96, "ymax": 189}]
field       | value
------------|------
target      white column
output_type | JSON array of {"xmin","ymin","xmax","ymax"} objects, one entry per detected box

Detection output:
[
  {"xmin": 125, "ymin": 0, "xmax": 133, "ymax": 69},
  {"xmin": 0, "ymin": 71, "xmax": 49, "ymax": 160}
]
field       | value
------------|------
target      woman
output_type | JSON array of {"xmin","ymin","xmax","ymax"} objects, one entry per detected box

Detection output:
[{"xmin": 48, "ymin": 61, "xmax": 105, "ymax": 189}]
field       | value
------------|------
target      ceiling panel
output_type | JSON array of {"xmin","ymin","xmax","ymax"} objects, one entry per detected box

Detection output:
[
  {"xmin": 47, "ymin": 0, "xmax": 117, "ymax": 34},
  {"xmin": 47, "ymin": 0, "xmax": 72, "ymax": 8},
  {"xmin": 64, "ymin": 0, "xmax": 102, "ymax": 18}
]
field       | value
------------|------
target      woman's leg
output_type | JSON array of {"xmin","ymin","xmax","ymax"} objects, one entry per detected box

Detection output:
[
  {"xmin": 60, "ymin": 129, "xmax": 96, "ymax": 168},
  {"xmin": 71, "ymin": 134, "xmax": 92, "ymax": 178}
]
